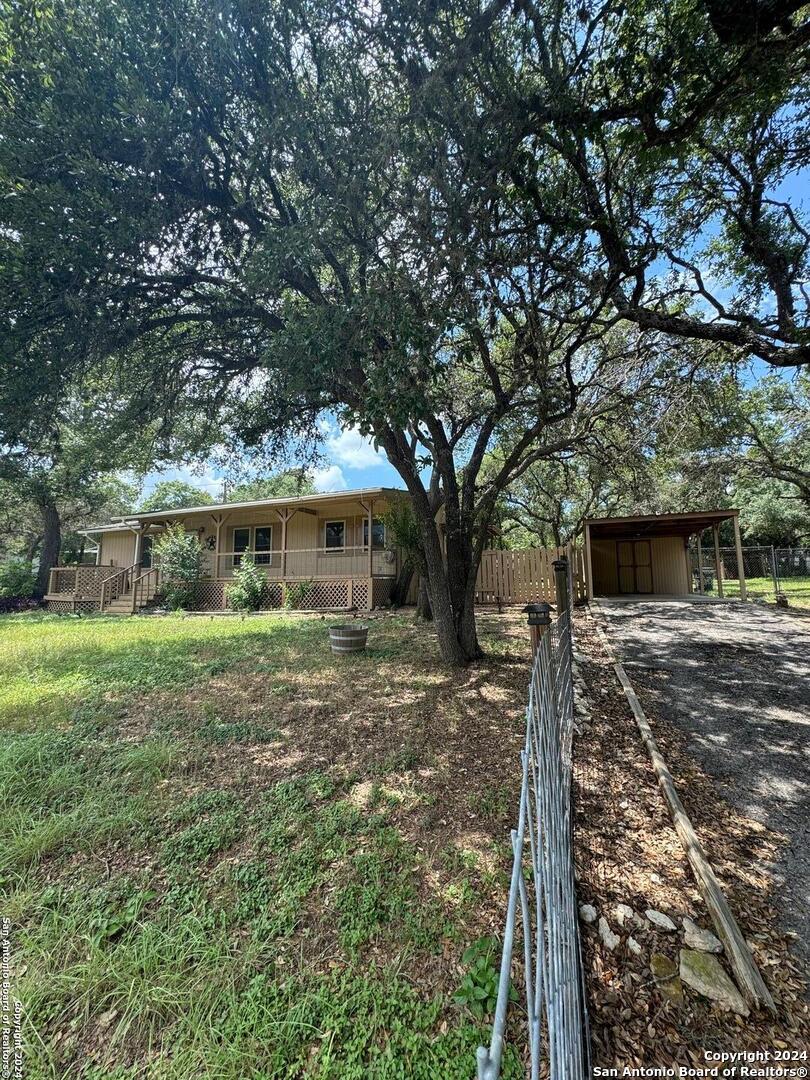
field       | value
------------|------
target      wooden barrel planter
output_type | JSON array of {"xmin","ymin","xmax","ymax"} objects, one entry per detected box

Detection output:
[{"xmin": 329, "ymin": 624, "xmax": 369, "ymax": 655}]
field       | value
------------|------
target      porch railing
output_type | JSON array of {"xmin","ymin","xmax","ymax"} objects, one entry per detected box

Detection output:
[
  {"xmin": 213, "ymin": 546, "xmax": 396, "ymax": 579},
  {"xmin": 99, "ymin": 563, "xmax": 138, "ymax": 610},
  {"xmin": 131, "ymin": 567, "xmax": 162, "ymax": 613}
]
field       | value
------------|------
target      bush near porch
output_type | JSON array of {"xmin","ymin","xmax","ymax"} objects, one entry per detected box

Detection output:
[{"xmin": 0, "ymin": 611, "xmax": 531, "ymax": 1079}]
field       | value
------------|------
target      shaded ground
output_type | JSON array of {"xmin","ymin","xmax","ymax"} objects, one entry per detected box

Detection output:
[
  {"xmin": 0, "ymin": 610, "xmax": 534, "ymax": 1080},
  {"xmin": 596, "ymin": 598, "xmax": 810, "ymax": 968},
  {"xmin": 572, "ymin": 609, "xmax": 809, "ymax": 1073}
]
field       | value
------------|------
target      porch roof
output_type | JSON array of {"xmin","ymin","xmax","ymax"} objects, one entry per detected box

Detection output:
[
  {"xmin": 584, "ymin": 508, "xmax": 740, "ymax": 540},
  {"xmin": 82, "ymin": 486, "xmax": 405, "ymax": 534}
]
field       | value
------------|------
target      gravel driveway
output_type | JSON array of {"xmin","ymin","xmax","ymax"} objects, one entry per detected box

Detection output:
[{"xmin": 597, "ymin": 598, "xmax": 810, "ymax": 965}]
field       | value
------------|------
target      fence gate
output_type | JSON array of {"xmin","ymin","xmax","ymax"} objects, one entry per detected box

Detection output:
[
  {"xmin": 476, "ymin": 546, "xmax": 587, "ymax": 606},
  {"xmin": 477, "ymin": 561, "xmax": 589, "ymax": 1080}
]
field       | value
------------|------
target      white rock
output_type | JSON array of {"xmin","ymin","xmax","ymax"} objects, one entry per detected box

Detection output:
[
  {"xmin": 627, "ymin": 936, "xmax": 642, "ymax": 956},
  {"xmin": 645, "ymin": 909, "xmax": 677, "ymax": 931},
  {"xmin": 598, "ymin": 916, "xmax": 620, "ymax": 951},
  {"xmin": 614, "ymin": 903, "xmax": 635, "ymax": 927},
  {"xmin": 650, "ymin": 873, "xmax": 663, "ymax": 886},
  {"xmin": 579, "ymin": 903, "xmax": 597, "ymax": 924},
  {"xmin": 679, "ymin": 949, "xmax": 749, "ymax": 1016},
  {"xmin": 683, "ymin": 917, "xmax": 723, "ymax": 953}
]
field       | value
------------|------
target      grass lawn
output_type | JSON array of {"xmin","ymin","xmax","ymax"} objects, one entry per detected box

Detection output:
[
  {"xmin": 0, "ymin": 611, "xmax": 530, "ymax": 1080},
  {"xmin": 702, "ymin": 575, "xmax": 810, "ymax": 607}
]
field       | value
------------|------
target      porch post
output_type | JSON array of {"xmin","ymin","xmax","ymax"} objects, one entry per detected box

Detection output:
[
  {"xmin": 280, "ymin": 510, "xmax": 288, "ymax": 580},
  {"xmin": 213, "ymin": 513, "xmax": 230, "ymax": 580},
  {"xmin": 95, "ymin": 544, "xmax": 102, "ymax": 566},
  {"xmin": 713, "ymin": 524, "xmax": 724, "ymax": 598},
  {"xmin": 132, "ymin": 527, "xmax": 142, "ymax": 566},
  {"xmin": 278, "ymin": 509, "xmax": 289, "ymax": 607},
  {"xmin": 696, "ymin": 532, "xmax": 704, "ymax": 593},
  {"xmin": 367, "ymin": 498, "xmax": 374, "ymax": 610},
  {"xmin": 732, "ymin": 512, "xmax": 747, "ymax": 600}
]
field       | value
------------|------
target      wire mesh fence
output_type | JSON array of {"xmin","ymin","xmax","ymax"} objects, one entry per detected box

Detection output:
[
  {"xmin": 477, "ymin": 569, "xmax": 589, "ymax": 1080},
  {"xmin": 689, "ymin": 545, "xmax": 810, "ymax": 605}
]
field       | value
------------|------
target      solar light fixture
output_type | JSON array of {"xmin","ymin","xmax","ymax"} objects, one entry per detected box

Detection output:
[{"xmin": 523, "ymin": 602, "xmax": 551, "ymax": 627}]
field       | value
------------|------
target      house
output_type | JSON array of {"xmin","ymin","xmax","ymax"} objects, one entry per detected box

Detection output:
[
  {"xmin": 45, "ymin": 487, "xmax": 406, "ymax": 613},
  {"xmin": 582, "ymin": 509, "xmax": 748, "ymax": 600}
]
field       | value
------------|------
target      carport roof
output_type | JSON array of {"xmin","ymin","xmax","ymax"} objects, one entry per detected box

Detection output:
[{"xmin": 584, "ymin": 509, "xmax": 739, "ymax": 540}]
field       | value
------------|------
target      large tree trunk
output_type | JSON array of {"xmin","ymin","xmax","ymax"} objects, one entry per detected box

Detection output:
[
  {"xmin": 378, "ymin": 433, "xmax": 484, "ymax": 666},
  {"xmin": 414, "ymin": 510, "xmax": 470, "ymax": 665},
  {"xmin": 34, "ymin": 497, "xmax": 61, "ymax": 598},
  {"xmin": 413, "ymin": 504, "xmax": 484, "ymax": 665}
]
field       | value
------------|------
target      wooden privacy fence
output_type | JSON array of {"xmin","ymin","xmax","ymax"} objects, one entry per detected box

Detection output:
[{"xmin": 476, "ymin": 546, "xmax": 587, "ymax": 607}]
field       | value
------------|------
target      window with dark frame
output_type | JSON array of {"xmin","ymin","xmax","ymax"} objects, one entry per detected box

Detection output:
[
  {"xmin": 233, "ymin": 527, "xmax": 250, "ymax": 566},
  {"xmin": 254, "ymin": 525, "xmax": 273, "ymax": 565},
  {"xmin": 324, "ymin": 520, "xmax": 345, "ymax": 550},
  {"xmin": 363, "ymin": 518, "xmax": 386, "ymax": 549}
]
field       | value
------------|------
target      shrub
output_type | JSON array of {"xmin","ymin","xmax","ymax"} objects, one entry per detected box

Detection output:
[
  {"xmin": 152, "ymin": 524, "xmax": 203, "ymax": 610},
  {"xmin": 0, "ymin": 558, "xmax": 36, "ymax": 599},
  {"xmin": 226, "ymin": 557, "xmax": 266, "ymax": 612},
  {"xmin": 0, "ymin": 596, "xmax": 39, "ymax": 614},
  {"xmin": 284, "ymin": 579, "xmax": 313, "ymax": 610}
]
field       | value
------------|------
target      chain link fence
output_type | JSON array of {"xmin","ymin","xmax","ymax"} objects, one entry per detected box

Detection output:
[
  {"xmin": 690, "ymin": 545, "xmax": 810, "ymax": 606},
  {"xmin": 477, "ymin": 561, "xmax": 589, "ymax": 1080}
]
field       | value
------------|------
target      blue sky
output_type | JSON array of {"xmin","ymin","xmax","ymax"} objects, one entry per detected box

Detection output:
[{"xmin": 140, "ymin": 420, "xmax": 403, "ymax": 502}]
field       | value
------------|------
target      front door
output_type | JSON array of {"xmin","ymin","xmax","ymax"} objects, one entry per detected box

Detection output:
[
  {"xmin": 617, "ymin": 540, "xmax": 653, "ymax": 594},
  {"xmin": 140, "ymin": 535, "xmax": 153, "ymax": 569}
]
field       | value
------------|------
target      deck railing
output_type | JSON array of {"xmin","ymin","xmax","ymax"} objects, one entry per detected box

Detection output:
[
  {"xmin": 47, "ymin": 564, "xmax": 132, "ymax": 597},
  {"xmin": 213, "ymin": 546, "xmax": 396, "ymax": 579},
  {"xmin": 131, "ymin": 567, "xmax": 162, "ymax": 612},
  {"xmin": 99, "ymin": 563, "xmax": 138, "ymax": 610}
]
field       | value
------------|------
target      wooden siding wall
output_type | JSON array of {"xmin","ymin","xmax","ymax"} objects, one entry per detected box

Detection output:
[
  {"xmin": 590, "ymin": 535, "xmax": 690, "ymax": 596},
  {"xmin": 99, "ymin": 531, "xmax": 137, "ymax": 567}
]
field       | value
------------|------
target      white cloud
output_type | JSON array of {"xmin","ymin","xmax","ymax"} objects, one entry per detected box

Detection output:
[
  {"xmin": 325, "ymin": 425, "xmax": 386, "ymax": 469},
  {"xmin": 311, "ymin": 464, "xmax": 347, "ymax": 492}
]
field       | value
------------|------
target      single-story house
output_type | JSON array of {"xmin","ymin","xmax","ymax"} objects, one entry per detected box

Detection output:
[
  {"xmin": 45, "ymin": 487, "xmax": 407, "ymax": 613},
  {"xmin": 582, "ymin": 509, "xmax": 747, "ymax": 600}
]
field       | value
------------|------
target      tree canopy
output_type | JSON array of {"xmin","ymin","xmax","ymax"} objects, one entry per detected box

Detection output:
[
  {"xmin": 139, "ymin": 481, "xmax": 216, "ymax": 513},
  {"xmin": 1, "ymin": 0, "xmax": 808, "ymax": 657}
]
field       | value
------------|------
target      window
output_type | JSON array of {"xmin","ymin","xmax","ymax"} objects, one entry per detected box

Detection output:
[
  {"xmin": 254, "ymin": 525, "xmax": 273, "ymax": 565},
  {"xmin": 324, "ymin": 520, "xmax": 345, "ymax": 550},
  {"xmin": 233, "ymin": 527, "xmax": 250, "ymax": 566},
  {"xmin": 363, "ymin": 518, "xmax": 386, "ymax": 550}
]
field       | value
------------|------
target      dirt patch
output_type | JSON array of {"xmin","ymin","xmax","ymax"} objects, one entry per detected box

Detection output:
[{"xmin": 573, "ymin": 609, "xmax": 809, "ymax": 1072}]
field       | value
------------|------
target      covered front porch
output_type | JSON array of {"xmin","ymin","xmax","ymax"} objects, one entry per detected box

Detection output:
[{"xmin": 45, "ymin": 488, "xmax": 402, "ymax": 613}]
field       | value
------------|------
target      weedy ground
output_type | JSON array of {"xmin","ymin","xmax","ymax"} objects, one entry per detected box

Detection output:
[{"xmin": 0, "ymin": 610, "xmax": 532, "ymax": 1080}]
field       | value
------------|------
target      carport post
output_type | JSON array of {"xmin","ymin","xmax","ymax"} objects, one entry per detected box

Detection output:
[
  {"xmin": 712, "ymin": 524, "xmax": 724, "ymax": 598},
  {"xmin": 732, "ymin": 513, "xmax": 747, "ymax": 600},
  {"xmin": 584, "ymin": 523, "xmax": 594, "ymax": 601},
  {"xmin": 696, "ymin": 533, "xmax": 704, "ymax": 593}
]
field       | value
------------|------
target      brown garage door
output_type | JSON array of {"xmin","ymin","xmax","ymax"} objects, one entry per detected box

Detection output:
[{"xmin": 617, "ymin": 540, "xmax": 653, "ymax": 594}]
